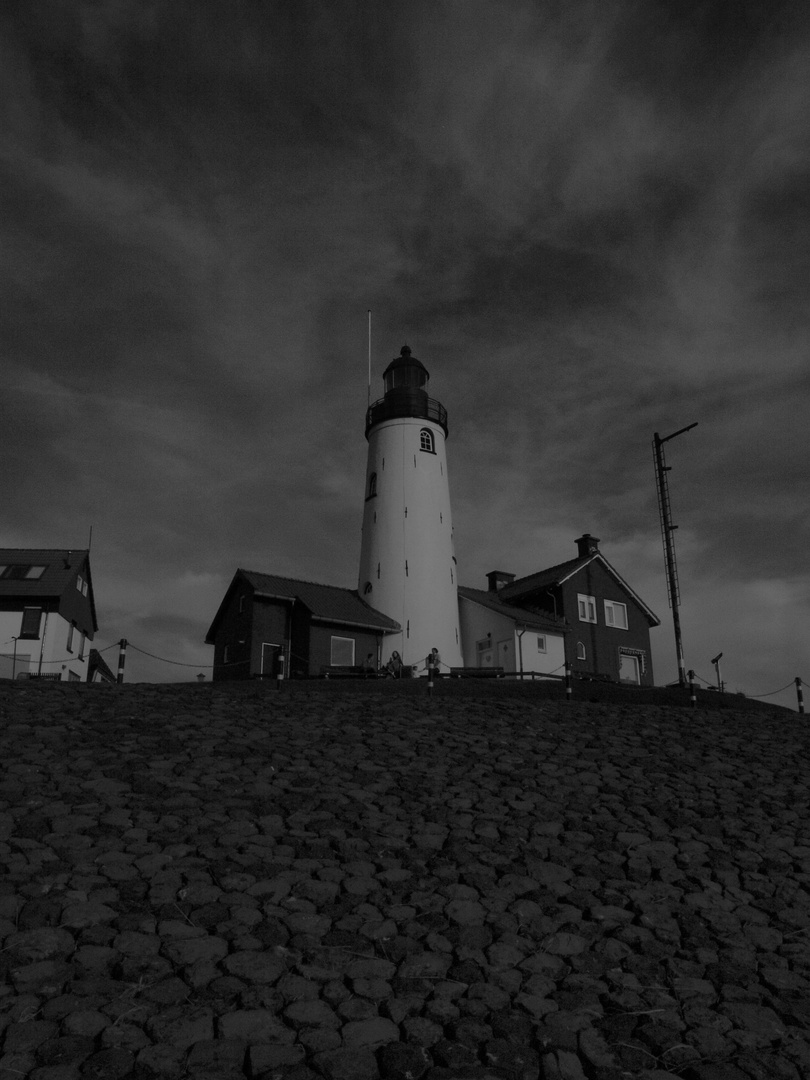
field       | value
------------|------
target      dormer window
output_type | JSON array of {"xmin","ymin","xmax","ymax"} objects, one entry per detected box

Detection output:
[
  {"xmin": 1, "ymin": 565, "xmax": 46, "ymax": 580},
  {"xmin": 419, "ymin": 429, "xmax": 435, "ymax": 453},
  {"xmin": 367, "ymin": 472, "xmax": 377, "ymax": 499}
]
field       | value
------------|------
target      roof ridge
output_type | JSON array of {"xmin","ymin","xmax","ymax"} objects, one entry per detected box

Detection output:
[{"xmin": 239, "ymin": 569, "xmax": 360, "ymax": 593}]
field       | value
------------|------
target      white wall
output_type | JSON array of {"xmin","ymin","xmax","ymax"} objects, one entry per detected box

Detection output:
[
  {"xmin": 0, "ymin": 609, "xmax": 89, "ymax": 681},
  {"xmin": 458, "ymin": 595, "xmax": 566, "ymax": 676},
  {"xmin": 358, "ymin": 417, "xmax": 463, "ymax": 670}
]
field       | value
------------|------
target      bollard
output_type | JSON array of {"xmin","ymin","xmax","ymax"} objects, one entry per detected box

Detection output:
[
  {"xmin": 797, "ymin": 677, "xmax": 805, "ymax": 715},
  {"xmin": 688, "ymin": 669, "xmax": 696, "ymax": 707},
  {"xmin": 276, "ymin": 649, "xmax": 285, "ymax": 690},
  {"xmin": 427, "ymin": 658, "xmax": 435, "ymax": 698},
  {"xmin": 564, "ymin": 661, "xmax": 572, "ymax": 702},
  {"xmin": 117, "ymin": 639, "xmax": 127, "ymax": 685}
]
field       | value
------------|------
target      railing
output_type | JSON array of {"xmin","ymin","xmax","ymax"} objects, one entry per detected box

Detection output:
[{"xmin": 366, "ymin": 395, "xmax": 448, "ymax": 437}]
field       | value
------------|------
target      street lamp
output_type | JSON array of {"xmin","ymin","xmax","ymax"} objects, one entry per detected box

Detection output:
[
  {"xmin": 653, "ymin": 423, "xmax": 697, "ymax": 687},
  {"xmin": 711, "ymin": 652, "xmax": 723, "ymax": 693}
]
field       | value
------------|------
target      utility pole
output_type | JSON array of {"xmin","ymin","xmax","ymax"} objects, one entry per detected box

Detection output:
[{"xmin": 653, "ymin": 423, "xmax": 697, "ymax": 687}]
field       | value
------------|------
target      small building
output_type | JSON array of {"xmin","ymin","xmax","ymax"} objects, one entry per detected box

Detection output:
[
  {"xmin": 0, "ymin": 549, "xmax": 98, "ymax": 682},
  {"xmin": 457, "ymin": 585, "xmax": 568, "ymax": 676},
  {"xmin": 87, "ymin": 648, "xmax": 116, "ymax": 684},
  {"xmin": 205, "ymin": 570, "xmax": 401, "ymax": 680},
  {"xmin": 486, "ymin": 534, "xmax": 660, "ymax": 685}
]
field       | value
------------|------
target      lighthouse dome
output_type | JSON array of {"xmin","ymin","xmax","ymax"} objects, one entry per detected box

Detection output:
[{"xmin": 382, "ymin": 345, "xmax": 430, "ymax": 392}]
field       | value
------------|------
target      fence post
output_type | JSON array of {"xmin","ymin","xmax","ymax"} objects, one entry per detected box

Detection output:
[
  {"xmin": 564, "ymin": 661, "xmax": 572, "ymax": 702},
  {"xmin": 117, "ymin": 639, "xmax": 127, "ymax": 685},
  {"xmin": 796, "ymin": 677, "xmax": 805, "ymax": 715},
  {"xmin": 276, "ymin": 648, "xmax": 285, "ymax": 689},
  {"xmin": 688, "ymin": 669, "xmax": 696, "ymax": 708}
]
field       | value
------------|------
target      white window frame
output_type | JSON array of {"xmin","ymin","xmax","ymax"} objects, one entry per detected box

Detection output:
[
  {"xmin": 604, "ymin": 600, "xmax": 628, "ymax": 629},
  {"xmin": 577, "ymin": 593, "xmax": 597, "ymax": 623},
  {"xmin": 536, "ymin": 635, "xmax": 547, "ymax": 653},
  {"xmin": 576, "ymin": 641, "xmax": 586, "ymax": 660},
  {"xmin": 419, "ymin": 428, "xmax": 435, "ymax": 453},
  {"xmin": 330, "ymin": 636, "xmax": 355, "ymax": 666}
]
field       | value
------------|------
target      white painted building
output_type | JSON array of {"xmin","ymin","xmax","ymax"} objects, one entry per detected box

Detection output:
[
  {"xmin": 458, "ymin": 584, "xmax": 567, "ymax": 677},
  {"xmin": 0, "ymin": 550, "xmax": 98, "ymax": 682},
  {"xmin": 358, "ymin": 346, "xmax": 463, "ymax": 672}
]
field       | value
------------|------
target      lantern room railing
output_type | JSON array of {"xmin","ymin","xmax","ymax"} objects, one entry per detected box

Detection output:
[{"xmin": 365, "ymin": 394, "xmax": 448, "ymax": 438}]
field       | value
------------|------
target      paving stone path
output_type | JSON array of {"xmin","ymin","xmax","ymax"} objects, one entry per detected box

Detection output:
[{"xmin": 0, "ymin": 681, "xmax": 808, "ymax": 1080}]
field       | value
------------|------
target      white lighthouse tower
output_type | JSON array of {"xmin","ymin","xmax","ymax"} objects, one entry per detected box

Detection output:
[{"xmin": 358, "ymin": 345, "xmax": 463, "ymax": 672}]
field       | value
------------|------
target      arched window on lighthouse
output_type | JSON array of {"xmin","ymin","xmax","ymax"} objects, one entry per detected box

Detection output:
[
  {"xmin": 367, "ymin": 472, "xmax": 377, "ymax": 499},
  {"xmin": 419, "ymin": 428, "xmax": 435, "ymax": 453}
]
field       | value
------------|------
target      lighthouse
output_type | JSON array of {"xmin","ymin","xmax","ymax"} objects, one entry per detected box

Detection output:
[{"xmin": 358, "ymin": 346, "xmax": 463, "ymax": 672}]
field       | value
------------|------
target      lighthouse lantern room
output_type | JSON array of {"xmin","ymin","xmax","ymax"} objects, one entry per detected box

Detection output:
[{"xmin": 358, "ymin": 346, "xmax": 463, "ymax": 672}]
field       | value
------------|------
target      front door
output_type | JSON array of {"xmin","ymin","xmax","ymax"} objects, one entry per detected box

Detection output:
[
  {"xmin": 261, "ymin": 642, "xmax": 284, "ymax": 678},
  {"xmin": 497, "ymin": 638, "xmax": 514, "ymax": 672}
]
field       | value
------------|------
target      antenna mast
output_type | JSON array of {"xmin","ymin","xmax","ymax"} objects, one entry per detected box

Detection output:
[
  {"xmin": 367, "ymin": 310, "xmax": 372, "ymax": 406},
  {"xmin": 653, "ymin": 422, "xmax": 697, "ymax": 687}
]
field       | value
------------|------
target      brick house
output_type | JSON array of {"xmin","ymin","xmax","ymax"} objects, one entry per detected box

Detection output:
[
  {"xmin": 486, "ymin": 535, "xmax": 660, "ymax": 685},
  {"xmin": 205, "ymin": 570, "xmax": 401, "ymax": 680}
]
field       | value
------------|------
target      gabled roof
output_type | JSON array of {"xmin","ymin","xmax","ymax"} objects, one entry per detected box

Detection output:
[
  {"xmin": 499, "ymin": 553, "xmax": 660, "ymax": 627},
  {"xmin": 205, "ymin": 570, "xmax": 401, "ymax": 642},
  {"xmin": 457, "ymin": 586, "xmax": 569, "ymax": 634},
  {"xmin": 0, "ymin": 549, "xmax": 98, "ymax": 631},
  {"xmin": 87, "ymin": 648, "xmax": 116, "ymax": 683}
]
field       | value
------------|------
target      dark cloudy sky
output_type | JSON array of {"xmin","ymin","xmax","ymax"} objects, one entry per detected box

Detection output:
[{"xmin": 3, "ymin": 0, "xmax": 808, "ymax": 705}]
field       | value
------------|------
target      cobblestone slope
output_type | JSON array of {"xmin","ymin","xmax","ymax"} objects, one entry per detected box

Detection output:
[{"xmin": 0, "ymin": 681, "xmax": 807, "ymax": 1080}]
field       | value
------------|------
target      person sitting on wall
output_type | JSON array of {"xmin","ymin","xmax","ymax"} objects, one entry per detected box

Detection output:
[
  {"xmin": 425, "ymin": 647, "xmax": 440, "ymax": 674},
  {"xmin": 385, "ymin": 651, "xmax": 403, "ymax": 678}
]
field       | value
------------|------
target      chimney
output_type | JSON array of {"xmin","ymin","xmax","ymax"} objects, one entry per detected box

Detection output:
[
  {"xmin": 576, "ymin": 534, "xmax": 600, "ymax": 558},
  {"xmin": 486, "ymin": 570, "xmax": 515, "ymax": 592}
]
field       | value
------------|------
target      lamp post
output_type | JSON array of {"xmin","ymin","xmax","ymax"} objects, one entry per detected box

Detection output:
[{"xmin": 653, "ymin": 423, "xmax": 697, "ymax": 687}]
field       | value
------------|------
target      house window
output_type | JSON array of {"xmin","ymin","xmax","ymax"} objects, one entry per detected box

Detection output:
[
  {"xmin": 1, "ymin": 565, "xmax": 46, "ymax": 580},
  {"xmin": 604, "ymin": 600, "xmax": 628, "ymax": 629},
  {"xmin": 19, "ymin": 607, "xmax": 42, "ymax": 639},
  {"xmin": 238, "ymin": 594, "xmax": 245, "ymax": 614},
  {"xmin": 76, "ymin": 574, "xmax": 87, "ymax": 596},
  {"xmin": 576, "ymin": 641, "xmax": 586, "ymax": 660},
  {"xmin": 330, "ymin": 636, "xmax": 355, "ymax": 666},
  {"xmin": 620, "ymin": 646, "xmax": 646, "ymax": 677},
  {"xmin": 419, "ymin": 428, "xmax": 435, "ymax": 453},
  {"xmin": 78, "ymin": 633, "xmax": 86, "ymax": 660},
  {"xmin": 537, "ymin": 635, "xmax": 547, "ymax": 653},
  {"xmin": 619, "ymin": 651, "xmax": 641, "ymax": 684},
  {"xmin": 223, "ymin": 645, "xmax": 229, "ymax": 664},
  {"xmin": 367, "ymin": 472, "xmax": 377, "ymax": 499},
  {"xmin": 577, "ymin": 594, "xmax": 597, "ymax": 623},
  {"xmin": 67, "ymin": 623, "xmax": 75, "ymax": 652}
]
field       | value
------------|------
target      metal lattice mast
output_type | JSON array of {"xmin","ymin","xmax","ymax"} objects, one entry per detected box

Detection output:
[{"xmin": 653, "ymin": 423, "xmax": 697, "ymax": 687}]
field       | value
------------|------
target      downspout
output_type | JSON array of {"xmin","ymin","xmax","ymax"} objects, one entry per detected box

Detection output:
[
  {"xmin": 517, "ymin": 627, "xmax": 525, "ymax": 677},
  {"xmin": 38, "ymin": 607, "xmax": 50, "ymax": 675},
  {"xmin": 286, "ymin": 598, "xmax": 294, "ymax": 678}
]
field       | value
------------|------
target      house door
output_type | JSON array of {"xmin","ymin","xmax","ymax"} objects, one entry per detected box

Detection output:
[
  {"xmin": 261, "ymin": 642, "xmax": 284, "ymax": 678},
  {"xmin": 619, "ymin": 652, "xmax": 640, "ymax": 684},
  {"xmin": 497, "ymin": 638, "xmax": 514, "ymax": 672}
]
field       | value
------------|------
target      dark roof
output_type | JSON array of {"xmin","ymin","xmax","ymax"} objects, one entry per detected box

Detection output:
[
  {"xmin": 499, "ymin": 553, "xmax": 660, "ymax": 626},
  {"xmin": 497, "ymin": 555, "xmax": 591, "ymax": 598},
  {"xmin": 87, "ymin": 648, "xmax": 116, "ymax": 682},
  {"xmin": 0, "ymin": 549, "xmax": 98, "ymax": 630},
  {"xmin": 457, "ymin": 586, "xmax": 568, "ymax": 633},
  {"xmin": 205, "ymin": 570, "xmax": 401, "ymax": 642}
]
